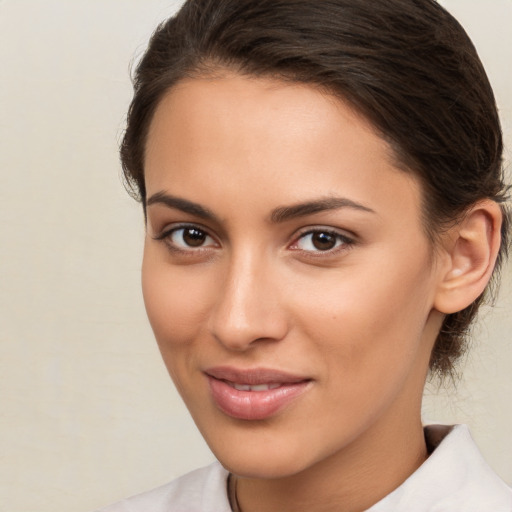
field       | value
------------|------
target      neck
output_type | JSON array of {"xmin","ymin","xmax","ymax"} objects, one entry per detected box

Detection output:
[{"xmin": 233, "ymin": 408, "xmax": 428, "ymax": 512}]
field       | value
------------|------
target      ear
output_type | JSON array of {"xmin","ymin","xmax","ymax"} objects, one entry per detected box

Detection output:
[{"xmin": 434, "ymin": 200, "xmax": 503, "ymax": 314}]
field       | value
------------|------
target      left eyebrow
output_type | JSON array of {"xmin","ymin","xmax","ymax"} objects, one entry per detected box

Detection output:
[{"xmin": 269, "ymin": 197, "xmax": 375, "ymax": 223}]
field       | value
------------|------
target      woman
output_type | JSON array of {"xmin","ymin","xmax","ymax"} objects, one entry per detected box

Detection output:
[{"xmin": 99, "ymin": 0, "xmax": 511, "ymax": 510}]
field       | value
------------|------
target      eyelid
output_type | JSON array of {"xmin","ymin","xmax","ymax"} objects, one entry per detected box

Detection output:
[
  {"xmin": 292, "ymin": 225, "xmax": 356, "ymax": 239},
  {"xmin": 153, "ymin": 222, "xmax": 220, "ymax": 253},
  {"xmin": 288, "ymin": 226, "xmax": 356, "ymax": 253},
  {"xmin": 153, "ymin": 222, "xmax": 215, "ymax": 240}
]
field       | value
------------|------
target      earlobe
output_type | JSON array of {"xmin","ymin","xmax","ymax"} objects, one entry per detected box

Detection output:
[{"xmin": 434, "ymin": 200, "xmax": 502, "ymax": 315}]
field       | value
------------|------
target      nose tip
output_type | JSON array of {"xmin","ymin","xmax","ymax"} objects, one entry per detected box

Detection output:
[
  {"xmin": 208, "ymin": 265, "xmax": 288, "ymax": 351},
  {"xmin": 210, "ymin": 308, "xmax": 287, "ymax": 351},
  {"xmin": 213, "ymin": 319, "xmax": 281, "ymax": 352}
]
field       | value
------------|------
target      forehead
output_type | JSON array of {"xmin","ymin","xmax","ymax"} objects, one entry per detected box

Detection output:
[{"xmin": 144, "ymin": 74, "xmax": 423, "ymax": 228}]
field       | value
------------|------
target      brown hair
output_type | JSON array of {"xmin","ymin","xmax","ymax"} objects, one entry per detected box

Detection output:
[{"xmin": 121, "ymin": 0, "xmax": 510, "ymax": 377}]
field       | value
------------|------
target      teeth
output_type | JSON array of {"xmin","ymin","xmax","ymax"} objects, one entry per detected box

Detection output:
[
  {"xmin": 233, "ymin": 383, "xmax": 251, "ymax": 391},
  {"xmin": 232, "ymin": 382, "xmax": 281, "ymax": 391},
  {"xmin": 250, "ymin": 384, "xmax": 273, "ymax": 391}
]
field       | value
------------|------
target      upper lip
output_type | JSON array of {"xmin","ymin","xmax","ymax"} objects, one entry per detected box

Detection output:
[{"xmin": 204, "ymin": 366, "xmax": 310, "ymax": 385}]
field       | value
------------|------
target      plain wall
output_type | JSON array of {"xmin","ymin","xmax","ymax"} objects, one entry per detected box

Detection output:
[{"xmin": 0, "ymin": 1, "xmax": 510, "ymax": 511}]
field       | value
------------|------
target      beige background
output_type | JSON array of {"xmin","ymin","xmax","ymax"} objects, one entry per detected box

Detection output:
[{"xmin": 0, "ymin": 1, "xmax": 510, "ymax": 511}]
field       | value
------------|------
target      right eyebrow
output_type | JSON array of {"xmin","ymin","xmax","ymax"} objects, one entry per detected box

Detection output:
[{"xmin": 146, "ymin": 191, "xmax": 219, "ymax": 222}]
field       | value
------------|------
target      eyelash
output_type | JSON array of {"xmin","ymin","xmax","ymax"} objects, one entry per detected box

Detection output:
[
  {"xmin": 153, "ymin": 224, "xmax": 218, "ymax": 253},
  {"xmin": 153, "ymin": 224, "xmax": 355, "ymax": 257},
  {"xmin": 289, "ymin": 228, "xmax": 355, "ymax": 256}
]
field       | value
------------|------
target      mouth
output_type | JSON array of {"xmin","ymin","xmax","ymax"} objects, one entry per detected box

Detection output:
[
  {"xmin": 226, "ymin": 382, "xmax": 282, "ymax": 392},
  {"xmin": 204, "ymin": 366, "xmax": 311, "ymax": 421}
]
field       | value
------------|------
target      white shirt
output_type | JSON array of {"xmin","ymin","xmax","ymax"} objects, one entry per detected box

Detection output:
[{"xmin": 97, "ymin": 425, "xmax": 512, "ymax": 511}]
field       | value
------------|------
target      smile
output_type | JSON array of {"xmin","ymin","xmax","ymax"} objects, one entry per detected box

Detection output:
[
  {"xmin": 205, "ymin": 367, "xmax": 311, "ymax": 421},
  {"xmin": 229, "ymin": 382, "xmax": 281, "ymax": 391}
]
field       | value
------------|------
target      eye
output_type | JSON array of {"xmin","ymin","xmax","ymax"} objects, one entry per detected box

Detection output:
[
  {"xmin": 291, "ymin": 229, "xmax": 353, "ymax": 253},
  {"xmin": 155, "ymin": 225, "xmax": 218, "ymax": 251}
]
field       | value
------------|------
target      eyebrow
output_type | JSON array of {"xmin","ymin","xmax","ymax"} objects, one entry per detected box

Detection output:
[
  {"xmin": 269, "ymin": 197, "xmax": 375, "ymax": 223},
  {"xmin": 146, "ymin": 192, "xmax": 375, "ymax": 224},
  {"xmin": 146, "ymin": 191, "xmax": 219, "ymax": 222}
]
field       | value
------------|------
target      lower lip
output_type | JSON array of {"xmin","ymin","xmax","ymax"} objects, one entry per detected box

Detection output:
[{"xmin": 207, "ymin": 377, "xmax": 310, "ymax": 421}]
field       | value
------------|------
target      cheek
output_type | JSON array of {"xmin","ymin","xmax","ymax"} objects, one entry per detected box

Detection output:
[
  {"xmin": 293, "ymin": 251, "xmax": 435, "ymax": 380},
  {"xmin": 141, "ymin": 249, "xmax": 213, "ymax": 350},
  {"xmin": 141, "ymin": 250, "xmax": 220, "ymax": 403}
]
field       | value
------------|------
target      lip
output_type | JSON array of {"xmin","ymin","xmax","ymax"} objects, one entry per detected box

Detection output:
[{"xmin": 205, "ymin": 366, "xmax": 311, "ymax": 421}]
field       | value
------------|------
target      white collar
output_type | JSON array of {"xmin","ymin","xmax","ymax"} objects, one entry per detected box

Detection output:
[{"xmin": 367, "ymin": 424, "xmax": 512, "ymax": 511}]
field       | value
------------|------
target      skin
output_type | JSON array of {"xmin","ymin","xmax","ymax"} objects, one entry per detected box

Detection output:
[{"xmin": 141, "ymin": 74, "xmax": 496, "ymax": 511}]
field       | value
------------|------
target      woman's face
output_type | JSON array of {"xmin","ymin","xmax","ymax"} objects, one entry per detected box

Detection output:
[{"xmin": 142, "ymin": 74, "xmax": 445, "ymax": 478}]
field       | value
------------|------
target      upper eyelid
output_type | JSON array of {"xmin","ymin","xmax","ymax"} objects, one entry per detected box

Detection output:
[
  {"xmin": 288, "ymin": 227, "xmax": 356, "ymax": 253},
  {"xmin": 285, "ymin": 238, "xmax": 354, "ymax": 268},
  {"xmin": 146, "ymin": 205, "xmax": 224, "ymax": 236},
  {"xmin": 291, "ymin": 225, "xmax": 356, "ymax": 241},
  {"xmin": 154, "ymin": 224, "xmax": 220, "ymax": 255},
  {"xmin": 153, "ymin": 222, "xmax": 216, "ymax": 240},
  {"xmin": 148, "ymin": 212, "xmax": 229, "ymax": 241}
]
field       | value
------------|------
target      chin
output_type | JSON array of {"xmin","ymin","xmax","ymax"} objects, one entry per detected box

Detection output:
[
  {"xmin": 198, "ymin": 419, "xmax": 335, "ymax": 480},
  {"xmin": 218, "ymin": 448, "xmax": 313, "ymax": 479}
]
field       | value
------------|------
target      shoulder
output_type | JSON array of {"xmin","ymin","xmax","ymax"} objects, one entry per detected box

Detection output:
[
  {"xmin": 95, "ymin": 461, "xmax": 231, "ymax": 512},
  {"xmin": 369, "ymin": 424, "xmax": 512, "ymax": 512}
]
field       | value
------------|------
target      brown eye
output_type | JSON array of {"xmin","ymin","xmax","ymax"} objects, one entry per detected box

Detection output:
[
  {"xmin": 182, "ymin": 227, "xmax": 207, "ymax": 247},
  {"xmin": 164, "ymin": 226, "xmax": 217, "ymax": 250},
  {"xmin": 293, "ymin": 229, "xmax": 353, "ymax": 253},
  {"xmin": 311, "ymin": 232, "xmax": 337, "ymax": 251}
]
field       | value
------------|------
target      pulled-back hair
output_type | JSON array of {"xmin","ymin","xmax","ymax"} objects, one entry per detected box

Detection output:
[{"xmin": 121, "ymin": 0, "xmax": 510, "ymax": 377}]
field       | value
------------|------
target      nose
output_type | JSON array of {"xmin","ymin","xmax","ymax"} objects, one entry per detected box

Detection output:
[{"xmin": 208, "ymin": 249, "xmax": 289, "ymax": 351}]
